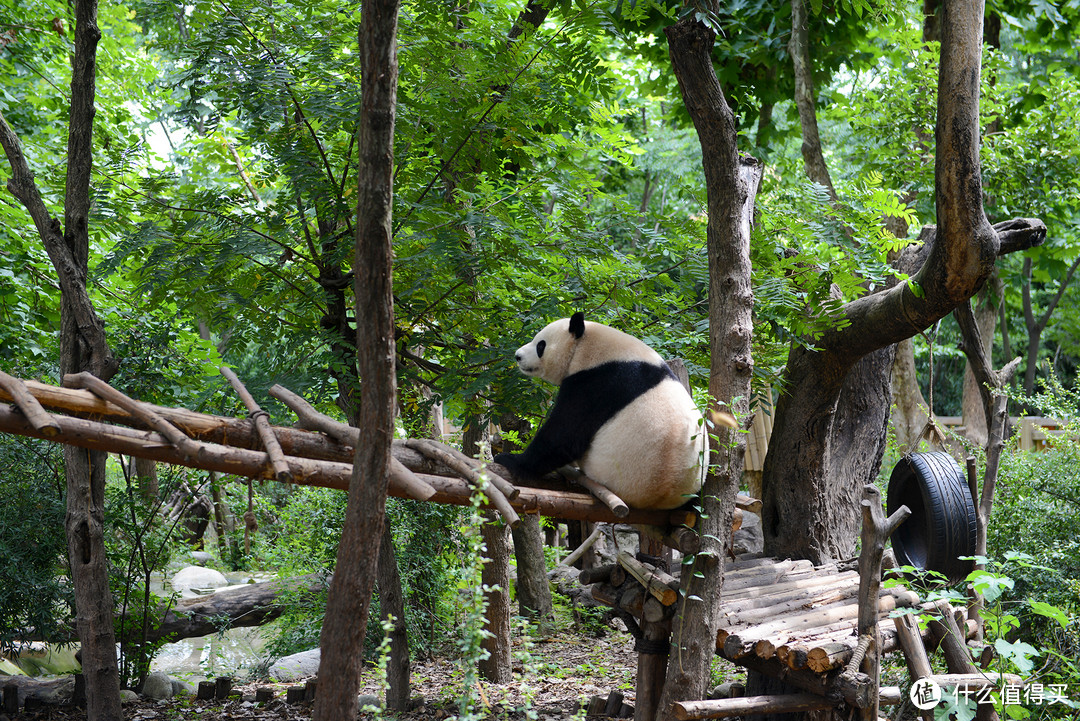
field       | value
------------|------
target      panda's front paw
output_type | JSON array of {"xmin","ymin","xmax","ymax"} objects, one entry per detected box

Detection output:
[{"xmin": 493, "ymin": 452, "xmax": 529, "ymax": 480}]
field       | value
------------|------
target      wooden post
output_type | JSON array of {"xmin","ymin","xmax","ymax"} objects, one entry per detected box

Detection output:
[
  {"xmin": 894, "ymin": 612, "xmax": 935, "ymax": 721},
  {"xmin": 853, "ymin": 484, "xmax": 910, "ymax": 721},
  {"xmin": 635, "ymin": 533, "xmax": 671, "ymax": 721}
]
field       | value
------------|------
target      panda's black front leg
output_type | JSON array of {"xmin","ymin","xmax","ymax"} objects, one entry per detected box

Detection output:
[
  {"xmin": 493, "ymin": 422, "xmax": 576, "ymax": 482},
  {"xmin": 493, "ymin": 396, "xmax": 590, "ymax": 482}
]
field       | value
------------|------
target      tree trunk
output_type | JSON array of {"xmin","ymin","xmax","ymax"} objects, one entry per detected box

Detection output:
[
  {"xmin": 789, "ymin": 0, "xmax": 837, "ymax": 200},
  {"xmin": 0, "ymin": 0, "xmax": 123, "ymax": 716},
  {"xmin": 479, "ymin": 513, "xmax": 512, "ymax": 683},
  {"xmin": 501, "ymin": 412, "xmax": 554, "ymax": 628},
  {"xmin": 658, "ymin": 10, "xmax": 762, "ymax": 718},
  {"xmin": 511, "ymin": 513, "xmax": 554, "ymax": 631},
  {"xmin": 377, "ymin": 520, "xmax": 410, "ymax": 710},
  {"xmin": 890, "ymin": 338, "xmax": 930, "ymax": 454},
  {"xmin": 311, "ymin": 0, "xmax": 399, "ymax": 718},
  {"xmin": 961, "ymin": 279, "xmax": 998, "ymax": 446},
  {"xmin": 760, "ymin": 0, "xmax": 1046, "ymax": 565}
]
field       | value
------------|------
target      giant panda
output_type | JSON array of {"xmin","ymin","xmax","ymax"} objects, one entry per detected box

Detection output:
[{"xmin": 493, "ymin": 312, "xmax": 711, "ymax": 510}]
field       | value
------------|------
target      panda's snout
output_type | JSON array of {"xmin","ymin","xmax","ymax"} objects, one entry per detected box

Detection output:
[{"xmin": 515, "ymin": 350, "xmax": 524, "ymax": 362}]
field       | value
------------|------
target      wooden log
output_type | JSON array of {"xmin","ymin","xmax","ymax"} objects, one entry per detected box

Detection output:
[
  {"xmin": 718, "ymin": 575, "xmax": 861, "ymax": 617},
  {"xmin": 559, "ymin": 523, "xmax": 603, "ymax": 568},
  {"xmin": 721, "ymin": 569, "xmax": 853, "ymax": 603},
  {"xmin": 634, "ymin": 621, "xmax": 670, "ymax": 721},
  {"xmin": 587, "ymin": 695, "xmax": 607, "ymax": 716},
  {"xmin": 674, "ymin": 693, "xmax": 837, "ymax": 719},
  {"xmin": 557, "ymin": 465, "xmax": 629, "ymax": 518},
  {"xmin": 604, "ymin": 690, "xmax": 625, "ymax": 716},
  {"xmin": 197, "ymin": 681, "xmax": 216, "ymax": 700},
  {"xmin": 735, "ymin": 654, "xmax": 876, "ymax": 709},
  {"xmin": 805, "ymin": 641, "xmax": 858, "ymax": 674},
  {"xmin": 926, "ymin": 673, "xmax": 1023, "ymax": 692},
  {"xmin": 286, "ymin": 686, "xmax": 306, "ymax": 703},
  {"xmin": 0, "ymin": 370, "xmax": 60, "ymax": 437},
  {"xmin": 579, "ymin": 563, "xmax": 616, "ymax": 585},
  {"xmin": 721, "ymin": 589, "xmax": 919, "ymax": 658},
  {"xmin": 928, "ymin": 603, "xmax": 1002, "ymax": 721},
  {"xmin": 406, "ymin": 437, "xmax": 519, "ymax": 501},
  {"xmin": 64, "ymin": 372, "xmax": 206, "ymax": 461},
  {"xmin": 735, "ymin": 492, "xmax": 761, "ymax": 514},
  {"xmin": 255, "ymin": 688, "xmax": 275, "ymax": 703},
  {"xmin": 219, "ymin": 367, "xmax": 291, "ymax": 482},
  {"xmin": 617, "ymin": 551, "xmax": 678, "ymax": 606},
  {"xmin": 215, "ymin": 676, "xmax": 232, "ymax": 700},
  {"xmin": 122, "ymin": 574, "xmax": 327, "ymax": 643},
  {"xmin": 894, "ymin": 611, "xmax": 935, "ymax": 720},
  {"xmin": 0, "ymin": 405, "xmax": 694, "ymax": 526},
  {"xmin": 268, "ymin": 384, "xmax": 436, "ymax": 500},
  {"xmin": 2, "ymin": 684, "xmax": 17, "ymax": 714}
]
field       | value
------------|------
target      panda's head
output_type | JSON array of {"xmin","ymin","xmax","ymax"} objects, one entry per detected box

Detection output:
[
  {"xmin": 514, "ymin": 312, "xmax": 662, "ymax": 385},
  {"xmin": 514, "ymin": 312, "xmax": 587, "ymax": 385}
]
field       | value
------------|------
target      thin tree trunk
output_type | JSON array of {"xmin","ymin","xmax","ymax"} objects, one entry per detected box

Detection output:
[
  {"xmin": 512, "ymin": 513, "xmax": 553, "ymax": 630},
  {"xmin": 0, "ymin": 0, "xmax": 124, "ymax": 716},
  {"xmin": 311, "ymin": 0, "xmax": 399, "ymax": 718},
  {"xmin": 658, "ymin": 10, "xmax": 762, "ymax": 717},
  {"xmin": 377, "ymin": 520, "xmax": 410, "ymax": 710},
  {"xmin": 789, "ymin": 0, "xmax": 837, "ymax": 200},
  {"xmin": 479, "ymin": 513, "xmax": 512, "ymax": 683}
]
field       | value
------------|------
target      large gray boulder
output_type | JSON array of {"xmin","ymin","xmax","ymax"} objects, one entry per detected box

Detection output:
[
  {"xmin": 269, "ymin": 648, "xmax": 320, "ymax": 682},
  {"xmin": 171, "ymin": 566, "xmax": 229, "ymax": 593},
  {"xmin": 141, "ymin": 672, "xmax": 174, "ymax": 700}
]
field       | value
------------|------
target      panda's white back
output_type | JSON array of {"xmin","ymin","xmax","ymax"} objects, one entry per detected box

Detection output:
[{"xmin": 581, "ymin": 377, "xmax": 708, "ymax": 509}]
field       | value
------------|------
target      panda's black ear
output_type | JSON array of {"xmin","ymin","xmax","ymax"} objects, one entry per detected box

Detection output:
[{"xmin": 569, "ymin": 312, "xmax": 585, "ymax": 339}]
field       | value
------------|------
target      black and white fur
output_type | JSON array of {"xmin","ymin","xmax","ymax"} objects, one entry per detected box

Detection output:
[{"xmin": 494, "ymin": 312, "xmax": 707, "ymax": 510}]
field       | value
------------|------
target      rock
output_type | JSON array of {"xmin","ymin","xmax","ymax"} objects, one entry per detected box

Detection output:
[
  {"xmin": 171, "ymin": 566, "xmax": 228, "ymax": 593},
  {"xmin": 172, "ymin": 677, "xmax": 197, "ymax": 697},
  {"xmin": 120, "ymin": 689, "xmax": 141, "ymax": 704},
  {"xmin": 268, "ymin": 649, "xmax": 320, "ymax": 682},
  {"xmin": 733, "ymin": 510, "xmax": 763, "ymax": 555},
  {"xmin": 32, "ymin": 676, "xmax": 74, "ymax": 705},
  {"xmin": 141, "ymin": 672, "xmax": 174, "ymax": 700},
  {"xmin": 189, "ymin": 551, "xmax": 214, "ymax": 566},
  {"xmin": 357, "ymin": 694, "xmax": 381, "ymax": 710}
]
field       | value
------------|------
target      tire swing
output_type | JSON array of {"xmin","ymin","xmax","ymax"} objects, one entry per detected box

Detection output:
[{"xmin": 886, "ymin": 452, "xmax": 977, "ymax": 584}]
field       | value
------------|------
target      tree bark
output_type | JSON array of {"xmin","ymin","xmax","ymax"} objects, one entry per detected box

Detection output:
[
  {"xmin": 789, "ymin": 0, "xmax": 837, "ymax": 200},
  {"xmin": 0, "ymin": 0, "xmax": 122, "ymax": 717},
  {"xmin": 377, "ymin": 521, "xmax": 410, "ymax": 710},
  {"xmin": 512, "ymin": 513, "xmax": 554, "ymax": 630},
  {"xmin": 479, "ymin": 513, "xmax": 513, "ymax": 683},
  {"xmin": 960, "ymin": 278, "xmax": 998, "ymax": 446},
  {"xmin": 659, "ymin": 10, "xmax": 762, "ymax": 718},
  {"xmin": 761, "ymin": 0, "xmax": 1046, "ymax": 565},
  {"xmin": 311, "ymin": 0, "xmax": 399, "ymax": 718}
]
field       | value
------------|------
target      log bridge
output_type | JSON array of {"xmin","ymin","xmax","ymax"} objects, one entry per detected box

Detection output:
[{"xmin": 0, "ymin": 373, "xmax": 1003, "ymax": 720}]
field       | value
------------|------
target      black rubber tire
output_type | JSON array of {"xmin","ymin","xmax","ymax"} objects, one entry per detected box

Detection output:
[{"xmin": 886, "ymin": 452, "xmax": 977, "ymax": 584}]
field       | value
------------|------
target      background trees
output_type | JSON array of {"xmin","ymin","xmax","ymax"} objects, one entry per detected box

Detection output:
[{"xmin": 2, "ymin": 0, "xmax": 1080, "ymax": 717}]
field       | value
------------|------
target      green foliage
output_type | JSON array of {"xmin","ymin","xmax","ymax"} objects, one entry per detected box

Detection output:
[{"xmin": 0, "ymin": 437, "xmax": 71, "ymax": 655}]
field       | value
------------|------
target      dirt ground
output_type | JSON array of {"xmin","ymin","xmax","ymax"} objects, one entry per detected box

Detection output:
[{"xmin": 5, "ymin": 629, "xmax": 645, "ymax": 720}]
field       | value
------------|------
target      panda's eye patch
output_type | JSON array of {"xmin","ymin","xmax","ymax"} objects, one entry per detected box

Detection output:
[{"xmin": 536, "ymin": 340, "xmax": 546, "ymax": 358}]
